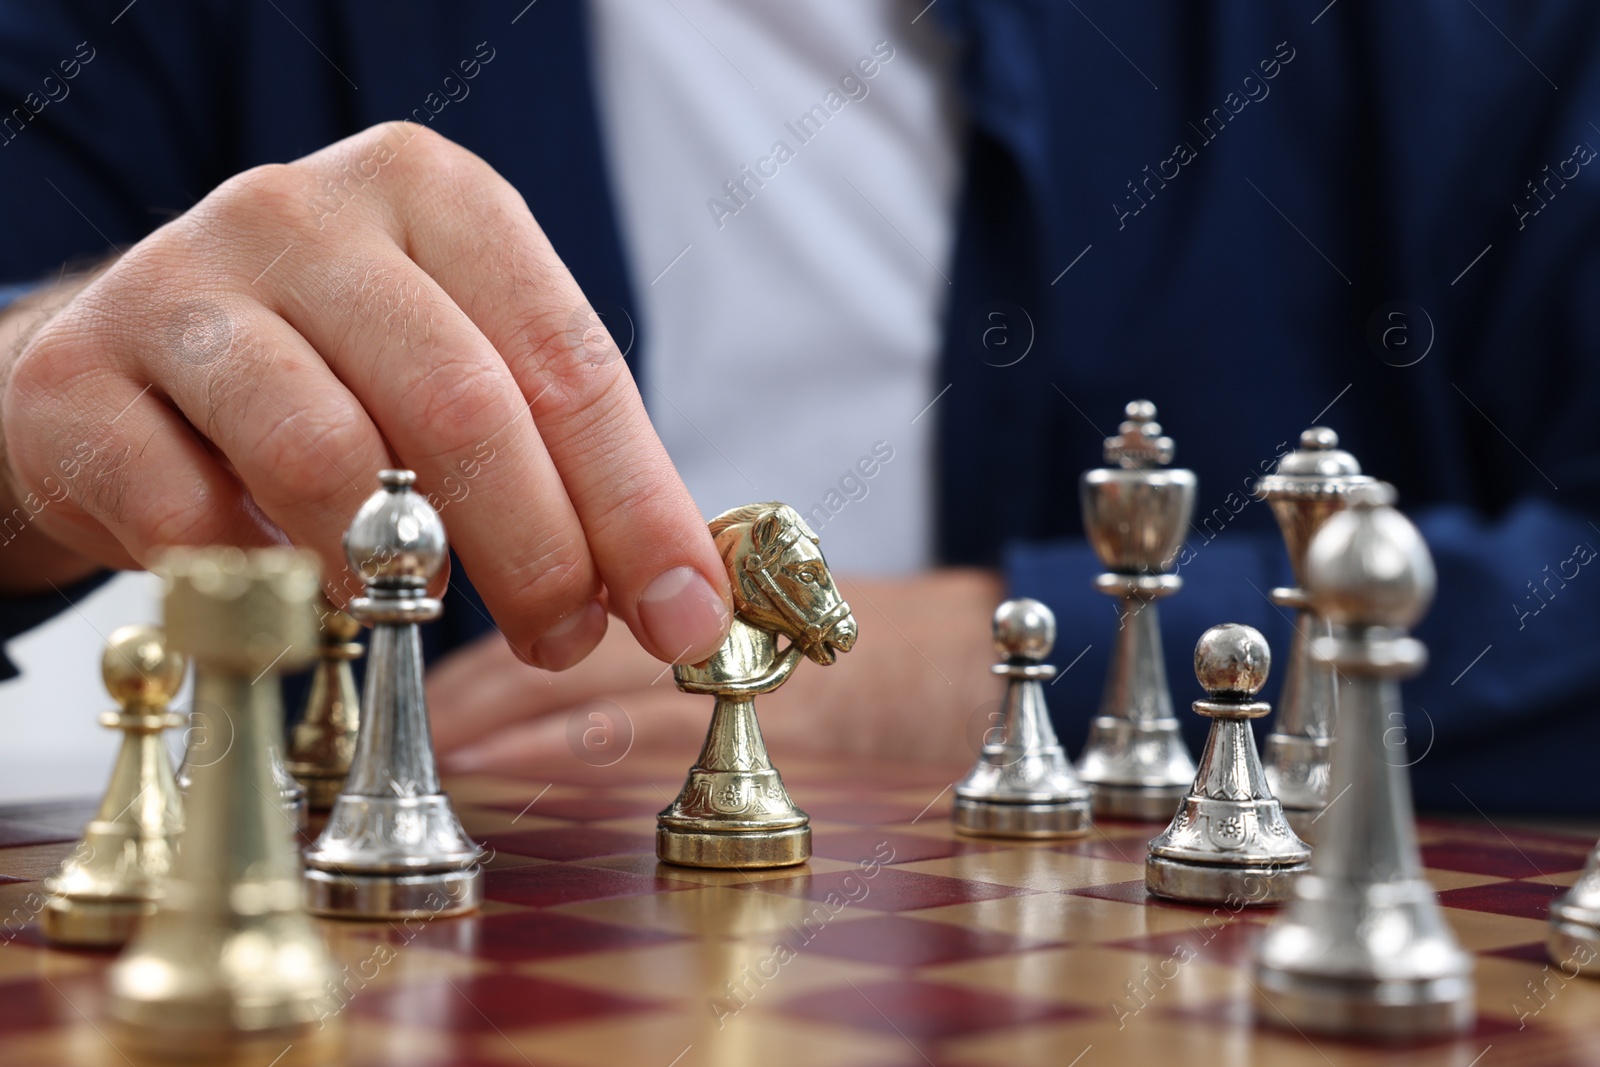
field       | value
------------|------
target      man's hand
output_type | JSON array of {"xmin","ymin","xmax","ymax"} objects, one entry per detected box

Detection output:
[
  {"xmin": 429, "ymin": 569, "xmax": 1005, "ymax": 772},
  {"xmin": 0, "ymin": 123, "xmax": 730, "ymax": 668}
]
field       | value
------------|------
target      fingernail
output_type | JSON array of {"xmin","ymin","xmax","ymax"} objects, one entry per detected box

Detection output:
[
  {"xmin": 638, "ymin": 566, "xmax": 729, "ymax": 663},
  {"xmin": 529, "ymin": 600, "xmax": 605, "ymax": 670}
]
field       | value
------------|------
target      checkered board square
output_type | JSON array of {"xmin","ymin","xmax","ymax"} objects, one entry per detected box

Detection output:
[{"xmin": 0, "ymin": 758, "xmax": 1594, "ymax": 1067}]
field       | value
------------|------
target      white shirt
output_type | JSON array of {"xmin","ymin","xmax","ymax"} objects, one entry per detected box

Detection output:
[{"xmin": 588, "ymin": 0, "xmax": 963, "ymax": 574}]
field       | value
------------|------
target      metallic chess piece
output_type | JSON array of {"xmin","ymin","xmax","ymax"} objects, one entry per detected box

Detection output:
[
  {"xmin": 287, "ymin": 602, "xmax": 364, "ymax": 811},
  {"xmin": 1254, "ymin": 427, "xmax": 1375, "ymax": 839},
  {"xmin": 41, "ymin": 625, "xmax": 186, "ymax": 947},
  {"xmin": 1548, "ymin": 837, "xmax": 1600, "ymax": 976},
  {"xmin": 1146, "ymin": 624, "xmax": 1310, "ymax": 905},
  {"xmin": 304, "ymin": 470, "xmax": 484, "ymax": 918},
  {"xmin": 1254, "ymin": 484, "xmax": 1475, "ymax": 1039},
  {"xmin": 177, "ymin": 695, "xmax": 307, "ymax": 831},
  {"xmin": 109, "ymin": 547, "xmax": 340, "ymax": 1058},
  {"xmin": 953, "ymin": 598, "xmax": 1092, "ymax": 838},
  {"xmin": 658, "ymin": 503, "xmax": 858, "ymax": 869},
  {"xmin": 1075, "ymin": 400, "xmax": 1199, "ymax": 819}
]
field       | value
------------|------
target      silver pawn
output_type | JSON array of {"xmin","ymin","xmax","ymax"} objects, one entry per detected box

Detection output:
[
  {"xmin": 1146, "ymin": 624, "xmax": 1309, "ymax": 906},
  {"xmin": 1548, "ymin": 839, "xmax": 1600, "ymax": 976},
  {"xmin": 1076, "ymin": 400, "xmax": 1199, "ymax": 819},
  {"xmin": 953, "ymin": 599, "xmax": 1092, "ymax": 838},
  {"xmin": 1254, "ymin": 483, "xmax": 1474, "ymax": 1039},
  {"xmin": 303, "ymin": 469, "xmax": 484, "ymax": 918},
  {"xmin": 1255, "ymin": 427, "xmax": 1375, "ymax": 839}
]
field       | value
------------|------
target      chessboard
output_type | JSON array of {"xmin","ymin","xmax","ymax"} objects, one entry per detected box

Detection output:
[{"xmin": 0, "ymin": 756, "xmax": 1596, "ymax": 1067}]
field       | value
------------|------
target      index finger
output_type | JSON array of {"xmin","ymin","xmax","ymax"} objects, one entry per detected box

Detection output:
[{"xmin": 312, "ymin": 125, "xmax": 731, "ymax": 665}]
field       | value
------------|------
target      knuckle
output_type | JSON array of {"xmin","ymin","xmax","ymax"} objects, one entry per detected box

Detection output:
[
  {"xmin": 202, "ymin": 162, "xmax": 319, "ymax": 238},
  {"xmin": 512, "ymin": 305, "xmax": 629, "ymax": 424},
  {"xmin": 248, "ymin": 402, "xmax": 367, "ymax": 510},
  {"xmin": 139, "ymin": 477, "xmax": 232, "ymax": 548},
  {"xmin": 400, "ymin": 357, "xmax": 515, "ymax": 461},
  {"xmin": 502, "ymin": 540, "xmax": 597, "ymax": 622}
]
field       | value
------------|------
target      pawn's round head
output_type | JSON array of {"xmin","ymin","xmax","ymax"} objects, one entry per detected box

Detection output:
[
  {"xmin": 343, "ymin": 469, "xmax": 448, "ymax": 590},
  {"xmin": 993, "ymin": 598, "xmax": 1055, "ymax": 661},
  {"xmin": 1304, "ymin": 483, "xmax": 1434, "ymax": 629},
  {"xmin": 1193, "ymin": 623, "xmax": 1270, "ymax": 699},
  {"xmin": 102, "ymin": 624, "xmax": 186, "ymax": 708}
]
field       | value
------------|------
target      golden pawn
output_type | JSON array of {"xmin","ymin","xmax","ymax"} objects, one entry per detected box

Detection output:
[
  {"xmin": 286, "ymin": 603, "xmax": 363, "ymax": 810},
  {"xmin": 40, "ymin": 625, "xmax": 186, "ymax": 947},
  {"xmin": 110, "ymin": 547, "xmax": 341, "ymax": 1062}
]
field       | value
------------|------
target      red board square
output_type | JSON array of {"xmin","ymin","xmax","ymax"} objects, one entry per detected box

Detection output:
[
  {"xmin": 1422, "ymin": 841, "xmax": 1589, "ymax": 879},
  {"xmin": 1486, "ymin": 940, "xmax": 1556, "ymax": 964},
  {"xmin": 809, "ymin": 829, "xmax": 1004, "ymax": 865},
  {"xmin": 0, "ymin": 973, "xmax": 105, "ymax": 1033},
  {"xmin": 484, "ymin": 863, "xmax": 695, "ymax": 907},
  {"xmin": 777, "ymin": 978, "xmax": 1084, "ymax": 1040},
  {"xmin": 743, "ymin": 867, "xmax": 1031, "ymax": 913},
  {"xmin": 1436, "ymin": 880, "xmax": 1566, "ymax": 920},
  {"xmin": 1069, "ymin": 878, "xmax": 1249, "ymax": 915},
  {"xmin": 784, "ymin": 914, "xmax": 1050, "ymax": 967},
  {"xmin": 354, "ymin": 972, "xmax": 656, "ymax": 1032},
  {"xmin": 479, "ymin": 826, "xmax": 655, "ymax": 861},
  {"xmin": 390, "ymin": 908, "xmax": 682, "ymax": 962},
  {"xmin": 1104, "ymin": 918, "xmax": 1266, "ymax": 967}
]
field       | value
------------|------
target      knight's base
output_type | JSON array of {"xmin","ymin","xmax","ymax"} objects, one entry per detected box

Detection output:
[
  {"xmin": 1086, "ymin": 782, "xmax": 1186, "ymax": 821},
  {"xmin": 657, "ymin": 824, "xmax": 810, "ymax": 869},
  {"xmin": 1547, "ymin": 918, "xmax": 1600, "ymax": 976},
  {"xmin": 1145, "ymin": 855, "xmax": 1307, "ymax": 906},
  {"xmin": 952, "ymin": 797, "xmax": 1092, "ymax": 839},
  {"xmin": 40, "ymin": 894, "xmax": 152, "ymax": 948},
  {"xmin": 302, "ymin": 866, "xmax": 482, "ymax": 919},
  {"xmin": 1252, "ymin": 964, "xmax": 1475, "ymax": 1040}
]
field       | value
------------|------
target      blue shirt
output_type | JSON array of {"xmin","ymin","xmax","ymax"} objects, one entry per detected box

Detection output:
[{"xmin": 1, "ymin": 0, "xmax": 1597, "ymax": 813}]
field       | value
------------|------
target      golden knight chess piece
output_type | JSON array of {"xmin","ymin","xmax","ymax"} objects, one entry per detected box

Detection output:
[
  {"xmin": 109, "ymin": 547, "xmax": 341, "ymax": 1060},
  {"xmin": 40, "ymin": 624, "xmax": 186, "ymax": 948},
  {"xmin": 658, "ymin": 503, "xmax": 858, "ymax": 869},
  {"xmin": 286, "ymin": 601, "xmax": 364, "ymax": 811}
]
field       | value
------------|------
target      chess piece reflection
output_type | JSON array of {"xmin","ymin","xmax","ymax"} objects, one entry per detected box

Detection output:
[
  {"xmin": 41, "ymin": 625, "xmax": 186, "ymax": 948},
  {"xmin": 658, "ymin": 503, "xmax": 858, "ymax": 869},
  {"xmin": 304, "ymin": 470, "xmax": 484, "ymax": 917},
  {"xmin": 1548, "ymin": 837, "xmax": 1600, "ymax": 975},
  {"xmin": 1075, "ymin": 401, "xmax": 1199, "ymax": 819},
  {"xmin": 1254, "ymin": 428, "xmax": 1374, "ymax": 838},
  {"xmin": 286, "ymin": 603, "xmax": 364, "ymax": 811},
  {"xmin": 109, "ymin": 547, "xmax": 340, "ymax": 1058},
  {"xmin": 1145, "ymin": 624, "xmax": 1309, "ymax": 905},
  {"xmin": 953, "ymin": 598, "xmax": 1092, "ymax": 838},
  {"xmin": 1253, "ymin": 484, "xmax": 1474, "ymax": 1038}
]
